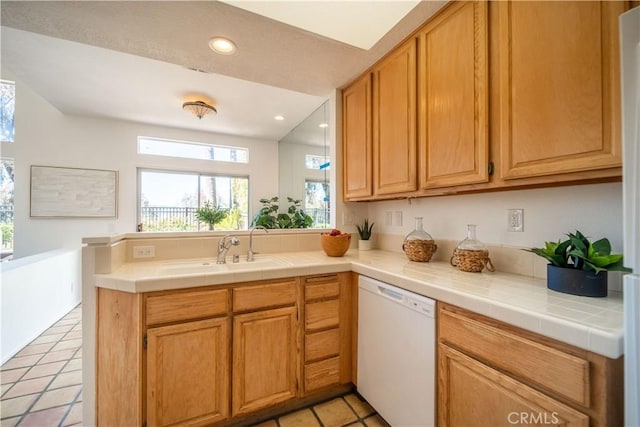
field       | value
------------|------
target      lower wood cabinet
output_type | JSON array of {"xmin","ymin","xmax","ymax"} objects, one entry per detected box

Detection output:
[
  {"xmin": 96, "ymin": 273, "xmax": 353, "ymax": 427},
  {"xmin": 438, "ymin": 303, "xmax": 623, "ymax": 427},
  {"xmin": 440, "ymin": 345, "xmax": 589, "ymax": 427},
  {"xmin": 232, "ymin": 306, "xmax": 298, "ymax": 416},
  {"xmin": 147, "ymin": 318, "xmax": 230, "ymax": 427},
  {"xmin": 302, "ymin": 273, "xmax": 353, "ymax": 394}
]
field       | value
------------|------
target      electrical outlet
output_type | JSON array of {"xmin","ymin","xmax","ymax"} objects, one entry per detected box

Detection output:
[
  {"xmin": 133, "ymin": 245, "xmax": 156, "ymax": 258},
  {"xmin": 507, "ymin": 209, "xmax": 524, "ymax": 232}
]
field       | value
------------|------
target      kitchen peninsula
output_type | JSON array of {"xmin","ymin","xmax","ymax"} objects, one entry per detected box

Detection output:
[{"xmin": 82, "ymin": 231, "xmax": 623, "ymax": 426}]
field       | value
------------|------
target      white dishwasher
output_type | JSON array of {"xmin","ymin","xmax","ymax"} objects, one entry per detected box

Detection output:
[{"xmin": 357, "ymin": 275, "xmax": 435, "ymax": 427}]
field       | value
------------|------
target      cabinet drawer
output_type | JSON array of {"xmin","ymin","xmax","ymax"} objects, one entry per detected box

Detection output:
[
  {"xmin": 146, "ymin": 289, "xmax": 228, "ymax": 326},
  {"xmin": 305, "ymin": 300, "xmax": 340, "ymax": 331},
  {"xmin": 304, "ymin": 357, "xmax": 340, "ymax": 392},
  {"xmin": 305, "ymin": 281, "xmax": 339, "ymax": 302},
  {"xmin": 305, "ymin": 328, "xmax": 340, "ymax": 362},
  {"xmin": 233, "ymin": 280, "xmax": 297, "ymax": 312},
  {"xmin": 439, "ymin": 307, "xmax": 590, "ymax": 407}
]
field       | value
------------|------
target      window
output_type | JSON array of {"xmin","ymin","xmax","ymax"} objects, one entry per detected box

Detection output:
[
  {"xmin": 1, "ymin": 159, "xmax": 14, "ymax": 258},
  {"xmin": 1, "ymin": 81, "xmax": 15, "ymax": 143},
  {"xmin": 305, "ymin": 154, "xmax": 330, "ymax": 170},
  {"xmin": 305, "ymin": 180, "xmax": 329, "ymax": 228},
  {"xmin": 138, "ymin": 137, "xmax": 248, "ymax": 163},
  {"xmin": 138, "ymin": 170, "xmax": 249, "ymax": 232}
]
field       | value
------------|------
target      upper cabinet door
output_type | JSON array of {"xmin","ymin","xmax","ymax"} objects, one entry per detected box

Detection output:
[
  {"xmin": 342, "ymin": 74, "xmax": 373, "ymax": 199},
  {"xmin": 497, "ymin": 1, "xmax": 624, "ymax": 180},
  {"xmin": 418, "ymin": 1, "xmax": 489, "ymax": 189},
  {"xmin": 373, "ymin": 38, "xmax": 418, "ymax": 195}
]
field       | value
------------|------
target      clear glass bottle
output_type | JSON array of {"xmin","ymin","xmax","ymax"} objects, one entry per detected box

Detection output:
[
  {"xmin": 403, "ymin": 217, "xmax": 437, "ymax": 262},
  {"xmin": 456, "ymin": 224, "xmax": 486, "ymax": 251}
]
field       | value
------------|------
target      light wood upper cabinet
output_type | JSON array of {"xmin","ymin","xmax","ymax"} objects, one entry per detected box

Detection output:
[
  {"xmin": 496, "ymin": 1, "xmax": 624, "ymax": 180},
  {"xmin": 232, "ymin": 306, "xmax": 298, "ymax": 416},
  {"xmin": 373, "ymin": 38, "xmax": 418, "ymax": 195},
  {"xmin": 342, "ymin": 74, "xmax": 373, "ymax": 199},
  {"xmin": 146, "ymin": 318, "xmax": 230, "ymax": 427},
  {"xmin": 418, "ymin": 1, "xmax": 489, "ymax": 189}
]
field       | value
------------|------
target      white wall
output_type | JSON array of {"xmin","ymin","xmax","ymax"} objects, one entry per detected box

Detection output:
[
  {"xmin": 2, "ymin": 72, "xmax": 279, "ymax": 259},
  {"xmin": 1, "ymin": 248, "xmax": 82, "ymax": 363},
  {"xmin": 358, "ymin": 182, "xmax": 624, "ymax": 251}
]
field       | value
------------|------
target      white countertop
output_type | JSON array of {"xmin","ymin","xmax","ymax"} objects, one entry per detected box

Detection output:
[{"xmin": 94, "ymin": 249, "xmax": 624, "ymax": 359}]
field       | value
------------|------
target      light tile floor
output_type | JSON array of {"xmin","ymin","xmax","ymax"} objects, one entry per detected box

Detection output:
[
  {"xmin": 1, "ymin": 305, "xmax": 82, "ymax": 427},
  {"xmin": 255, "ymin": 393, "xmax": 389, "ymax": 427},
  {"xmin": 0, "ymin": 305, "xmax": 388, "ymax": 427}
]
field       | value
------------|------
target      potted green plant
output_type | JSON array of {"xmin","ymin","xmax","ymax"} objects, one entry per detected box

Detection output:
[
  {"xmin": 194, "ymin": 202, "xmax": 228, "ymax": 230},
  {"xmin": 356, "ymin": 219, "xmax": 374, "ymax": 251},
  {"xmin": 251, "ymin": 196, "xmax": 313, "ymax": 229},
  {"xmin": 526, "ymin": 230, "xmax": 630, "ymax": 297}
]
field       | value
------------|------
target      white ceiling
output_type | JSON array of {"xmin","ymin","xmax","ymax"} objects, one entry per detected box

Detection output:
[
  {"xmin": 0, "ymin": 1, "xmax": 446, "ymax": 141},
  {"xmin": 221, "ymin": 0, "xmax": 422, "ymax": 50}
]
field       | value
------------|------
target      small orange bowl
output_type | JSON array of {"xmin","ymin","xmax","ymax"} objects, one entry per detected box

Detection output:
[{"xmin": 320, "ymin": 233, "xmax": 351, "ymax": 257}]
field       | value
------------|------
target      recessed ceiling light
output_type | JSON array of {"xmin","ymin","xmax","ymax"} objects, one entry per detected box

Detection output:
[
  {"xmin": 209, "ymin": 37, "xmax": 237, "ymax": 55},
  {"xmin": 274, "ymin": 115, "xmax": 285, "ymax": 121},
  {"xmin": 319, "ymin": 123, "xmax": 329, "ymax": 128}
]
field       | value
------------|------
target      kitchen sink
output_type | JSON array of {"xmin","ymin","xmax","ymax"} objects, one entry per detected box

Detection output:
[{"xmin": 159, "ymin": 256, "xmax": 291, "ymax": 275}]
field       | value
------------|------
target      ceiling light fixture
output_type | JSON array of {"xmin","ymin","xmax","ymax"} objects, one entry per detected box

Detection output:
[
  {"xmin": 209, "ymin": 37, "xmax": 237, "ymax": 55},
  {"xmin": 183, "ymin": 101, "xmax": 217, "ymax": 119},
  {"xmin": 274, "ymin": 115, "xmax": 285, "ymax": 121},
  {"xmin": 318, "ymin": 123, "xmax": 329, "ymax": 128}
]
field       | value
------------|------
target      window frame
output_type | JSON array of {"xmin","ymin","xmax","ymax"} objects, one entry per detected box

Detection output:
[
  {"xmin": 136, "ymin": 167, "xmax": 250, "ymax": 232},
  {"xmin": 137, "ymin": 136, "xmax": 249, "ymax": 164}
]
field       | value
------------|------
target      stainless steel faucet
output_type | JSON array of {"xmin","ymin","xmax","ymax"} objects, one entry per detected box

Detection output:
[
  {"xmin": 217, "ymin": 234, "xmax": 240, "ymax": 264},
  {"xmin": 247, "ymin": 226, "xmax": 267, "ymax": 262}
]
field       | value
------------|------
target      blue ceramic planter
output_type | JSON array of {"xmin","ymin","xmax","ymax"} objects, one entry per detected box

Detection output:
[{"xmin": 547, "ymin": 264, "xmax": 607, "ymax": 297}]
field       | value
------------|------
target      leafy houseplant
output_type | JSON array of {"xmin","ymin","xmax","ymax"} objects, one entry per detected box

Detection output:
[
  {"xmin": 526, "ymin": 230, "xmax": 630, "ymax": 297},
  {"xmin": 194, "ymin": 202, "xmax": 228, "ymax": 230},
  {"xmin": 251, "ymin": 196, "xmax": 313, "ymax": 229}
]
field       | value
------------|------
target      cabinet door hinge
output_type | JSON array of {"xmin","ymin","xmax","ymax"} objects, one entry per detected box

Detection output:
[
  {"xmin": 488, "ymin": 161, "xmax": 495, "ymax": 176},
  {"xmin": 143, "ymin": 335, "xmax": 147, "ymax": 349}
]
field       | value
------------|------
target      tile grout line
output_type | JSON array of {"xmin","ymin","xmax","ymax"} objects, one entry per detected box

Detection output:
[{"xmin": 0, "ymin": 307, "xmax": 82, "ymax": 425}]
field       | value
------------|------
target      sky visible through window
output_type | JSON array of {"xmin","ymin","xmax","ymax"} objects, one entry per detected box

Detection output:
[{"xmin": 1, "ymin": 81, "xmax": 15, "ymax": 143}]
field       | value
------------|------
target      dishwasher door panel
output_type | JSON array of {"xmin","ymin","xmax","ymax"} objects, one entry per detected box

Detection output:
[{"xmin": 357, "ymin": 275, "xmax": 435, "ymax": 427}]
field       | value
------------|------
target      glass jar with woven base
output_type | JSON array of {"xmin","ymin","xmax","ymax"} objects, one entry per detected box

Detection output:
[
  {"xmin": 403, "ymin": 217, "xmax": 437, "ymax": 262},
  {"xmin": 450, "ymin": 224, "xmax": 495, "ymax": 272}
]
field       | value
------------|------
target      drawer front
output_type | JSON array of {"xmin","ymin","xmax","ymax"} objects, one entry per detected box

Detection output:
[
  {"xmin": 304, "ymin": 357, "xmax": 340, "ymax": 392},
  {"xmin": 305, "ymin": 300, "xmax": 340, "ymax": 331},
  {"xmin": 146, "ymin": 289, "xmax": 228, "ymax": 326},
  {"xmin": 305, "ymin": 328, "xmax": 340, "ymax": 363},
  {"xmin": 305, "ymin": 281, "xmax": 340, "ymax": 302},
  {"xmin": 439, "ymin": 308, "xmax": 590, "ymax": 407},
  {"xmin": 233, "ymin": 280, "xmax": 297, "ymax": 312}
]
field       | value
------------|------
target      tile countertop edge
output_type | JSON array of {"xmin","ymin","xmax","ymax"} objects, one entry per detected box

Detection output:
[{"xmin": 91, "ymin": 250, "xmax": 624, "ymax": 359}]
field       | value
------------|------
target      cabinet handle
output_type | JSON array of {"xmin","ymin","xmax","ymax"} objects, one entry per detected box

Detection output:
[{"xmin": 488, "ymin": 161, "xmax": 494, "ymax": 176}]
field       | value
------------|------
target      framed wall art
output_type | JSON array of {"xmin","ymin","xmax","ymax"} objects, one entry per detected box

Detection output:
[{"xmin": 30, "ymin": 165, "xmax": 118, "ymax": 218}]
